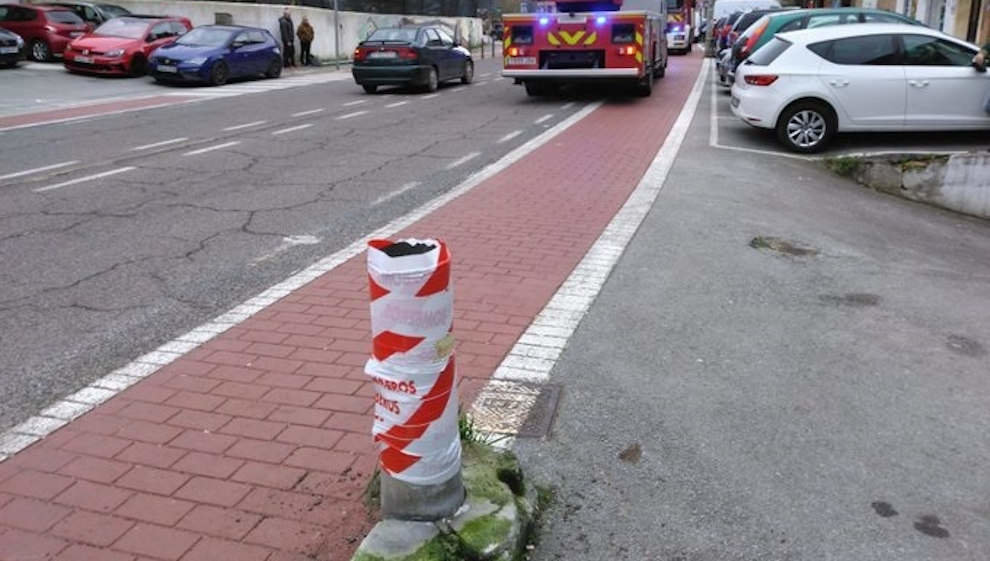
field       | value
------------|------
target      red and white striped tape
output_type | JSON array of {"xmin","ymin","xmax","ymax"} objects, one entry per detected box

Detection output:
[{"xmin": 365, "ymin": 239, "xmax": 461, "ymax": 486}]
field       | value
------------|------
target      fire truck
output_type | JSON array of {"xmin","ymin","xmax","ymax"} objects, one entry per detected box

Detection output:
[
  {"xmin": 665, "ymin": 0, "xmax": 694, "ymax": 55},
  {"xmin": 502, "ymin": 0, "xmax": 668, "ymax": 97}
]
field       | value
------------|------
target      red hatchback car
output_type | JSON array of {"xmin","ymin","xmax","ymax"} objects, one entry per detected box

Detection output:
[
  {"xmin": 65, "ymin": 15, "xmax": 192, "ymax": 76},
  {"xmin": 0, "ymin": 3, "xmax": 89, "ymax": 61}
]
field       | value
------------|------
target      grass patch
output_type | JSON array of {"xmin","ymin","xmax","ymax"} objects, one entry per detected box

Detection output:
[{"xmin": 825, "ymin": 156, "xmax": 862, "ymax": 177}]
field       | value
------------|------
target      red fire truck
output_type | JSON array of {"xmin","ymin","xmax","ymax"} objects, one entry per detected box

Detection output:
[
  {"xmin": 665, "ymin": 0, "xmax": 694, "ymax": 55},
  {"xmin": 502, "ymin": 0, "xmax": 668, "ymax": 97}
]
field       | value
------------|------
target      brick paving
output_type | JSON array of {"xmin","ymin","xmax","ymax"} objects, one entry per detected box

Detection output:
[{"xmin": 0, "ymin": 53, "xmax": 702, "ymax": 561}]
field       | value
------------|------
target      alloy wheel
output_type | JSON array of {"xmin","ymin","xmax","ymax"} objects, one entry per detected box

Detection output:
[{"xmin": 786, "ymin": 110, "xmax": 826, "ymax": 149}]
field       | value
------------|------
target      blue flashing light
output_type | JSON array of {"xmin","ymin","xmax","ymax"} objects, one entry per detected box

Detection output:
[
  {"xmin": 596, "ymin": 16, "xmax": 607, "ymax": 25},
  {"xmin": 539, "ymin": 17, "xmax": 549, "ymax": 25}
]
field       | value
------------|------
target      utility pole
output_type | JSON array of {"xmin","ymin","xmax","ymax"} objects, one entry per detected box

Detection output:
[
  {"xmin": 333, "ymin": 0, "xmax": 340, "ymax": 70},
  {"xmin": 704, "ymin": 0, "xmax": 716, "ymax": 57}
]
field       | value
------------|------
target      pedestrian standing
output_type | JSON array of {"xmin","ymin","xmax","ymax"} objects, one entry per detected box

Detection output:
[
  {"xmin": 297, "ymin": 16, "xmax": 314, "ymax": 66},
  {"xmin": 278, "ymin": 9, "xmax": 295, "ymax": 67}
]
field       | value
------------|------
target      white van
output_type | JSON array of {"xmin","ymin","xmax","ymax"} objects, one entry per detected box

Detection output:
[{"xmin": 713, "ymin": 0, "xmax": 781, "ymax": 19}]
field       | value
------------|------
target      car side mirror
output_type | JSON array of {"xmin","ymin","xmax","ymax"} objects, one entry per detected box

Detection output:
[
  {"xmin": 146, "ymin": 34, "xmax": 154, "ymax": 42},
  {"xmin": 231, "ymin": 40, "xmax": 245, "ymax": 49}
]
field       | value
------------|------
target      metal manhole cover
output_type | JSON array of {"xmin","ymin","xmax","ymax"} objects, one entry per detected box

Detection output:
[{"xmin": 470, "ymin": 381, "xmax": 562, "ymax": 439}]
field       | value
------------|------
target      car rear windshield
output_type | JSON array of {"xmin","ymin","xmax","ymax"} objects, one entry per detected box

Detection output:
[
  {"xmin": 46, "ymin": 10, "xmax": 84, "ymax": 24},
  {"xmin": 366, "ymin": 28, "xmax": 417, "ymax": 43},
  {"xmin": 94, "ymin": 18, "xmax": 147, "ymax": 39},
  {"xmin": 176, "ymin": 27, "xmax": 232, "ymax": 46},
  {"xmin": 99, "ymin": 4, "xmax": 131, "ymax": 17},
  {"xmin": 747, "ymin": 36, "xmax": 790, "ymax": 65}
]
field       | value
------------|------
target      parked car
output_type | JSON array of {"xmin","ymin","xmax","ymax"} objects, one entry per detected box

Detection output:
[
  {"xmin": 718, "ymin": 7, "xmax": 792, "ymax": 83},
  {"xmin": 731, "ymin": 24, "xmax": 990, "ymax": 152},
  {"xmin": 40, "ymin": 2, "xmax": 130, "ymax": 27},
  {"xmin": 717, "ymin": 11, "xmax": 743, "ymax": 50},
  {"xmin": 352, "ymin": 25, "xmax": 473, "ymax": 94},
  {"xmin": 0, "ymin": 27, "xmax": 23, "ymax": 67},
  {"xmin": 0, "ymin": 3, "xmax": 88, "ymax": 61},
  {"xmin": 721, "ymin": 8, "xmax": 923, "ymax": 85},
  {"xmin": 148, "ymin": 25, "xmax": 282, "ymax": 86},
  {"xmin": 64, "ymin": 15, "xmax": 191, "ymax": 76}
]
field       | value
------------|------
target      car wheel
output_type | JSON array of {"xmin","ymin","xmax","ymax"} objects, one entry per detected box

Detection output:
[
  {"xmin": 460, "ymin": 60, "xmax": 473, "ymax": 84},
  {"xmin": 0, "ymin": 60, "xmax": 15, "ymax": 69},
  {"xmin": 424, "ymin": 67, "xmax": 438, "ymax": 92},
  {"xmin": 656, "ymin": 58, "xmax": 666, "ymax": 79},
  {"xmin": 30, "ymin": 40, "xmax": 51, "ymax": 62},
  {"xmin": 209, "ymin": 61, "xmax": 229, "ymax": 86},
  {"xmin": 362, "ymin": 84, "xmax": 378, "ymax": 94},
  {"xmin": 265, "ymin": 58, "xmax": 282, "ymax": 79},
  {"xmin": 776, "ymin": 100, "xmax": 836, "ymax": 153},
  {"xmin": 636, "ymin": 66, "xmax": 653, "ymax": 97},
  {"xmin": 129, "ymin": 55, "xmax": 146, "ymax": 77}
]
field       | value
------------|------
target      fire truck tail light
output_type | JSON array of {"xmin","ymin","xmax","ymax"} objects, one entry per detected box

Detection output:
[
  {"xmin": 618, "ymin": 46, "xmax": 636, "ymax": 55},
  {"xmin": 509, "ymin": 47, "xmax": 519, "ymax": 57}
]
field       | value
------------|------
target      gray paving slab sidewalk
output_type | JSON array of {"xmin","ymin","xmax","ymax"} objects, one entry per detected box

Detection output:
[{"xmin": 516, "ymin": 76, "xmax": 990, "ymax": 561}]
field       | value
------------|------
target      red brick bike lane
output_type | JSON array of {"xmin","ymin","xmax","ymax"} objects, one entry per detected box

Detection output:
[{"xmin": 0, "ymin": 52, "xmax": 703, "ymax": 561}]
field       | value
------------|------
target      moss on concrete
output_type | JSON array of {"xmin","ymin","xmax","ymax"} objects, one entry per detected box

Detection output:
[
  {"xmin": 461, "ymin": 442, "xmax": 517, "ymax": 507},
  {"xmin": 351, "ymin": 534, "xmax": 461, "ymax": 561},
  {"xmin": 458, "ymin": 514, "xmax": 513, "ymax": 558}
]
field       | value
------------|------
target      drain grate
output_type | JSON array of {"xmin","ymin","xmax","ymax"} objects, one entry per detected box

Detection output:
[{"xmin": 470, "ymin": 380, "xmax": 562, "ymax": 439}]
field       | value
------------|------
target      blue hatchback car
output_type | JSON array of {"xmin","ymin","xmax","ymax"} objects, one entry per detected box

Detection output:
[{"xmin": 149, "ymin": 25, "xmax": 281, "ymax": 86}]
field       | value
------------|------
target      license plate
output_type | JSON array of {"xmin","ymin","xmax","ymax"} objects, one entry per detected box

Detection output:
[
  {"xmin": 731, "ymin": 96, "xmax": 740, "ymax": 108},
  {"xmin": 74, "ymin": 55, "xmax": 93, "ymax": 64},
  {"xmin": 70, "ymin": 31, "xmax": 83, "ymax": 37},
  {"xmin": 157, "ymin": 64, "xmax": 177, "ymax": 73},
  {"xmin": 506, "ymin": 56, "xmax": 536, "ymax": 65},
  {"xmin": 0, "ymin": 46, "xmax": 17, "ymax": 54},
  {"xmin": 368, "ymin": 51, "xmax": 397, "ymax": 59}
]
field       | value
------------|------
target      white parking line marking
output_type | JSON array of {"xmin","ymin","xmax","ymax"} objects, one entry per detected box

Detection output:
[
  {"xmin": 292, "ymin": 108, "xmax": 325, "ymax": 117},
  {"xmin": 183, "ymin": 141, "xmax": 241, "ymax": 156},
  {"xmin": 448, "ymin": 87, "xmax": 465, "ymax": 93},
  {"xmin": 337, "ymin": 111, "xmax": 368, "ymax": 120},
  {"xmin": 480, "ymin": 72, "xmax": 492, "ymax": 78},
  {"xmin": 561, "ymin": 102, "xmax": 575, "ymax": 110},
  {"xmin": 421, "ymin": 93, "xmax": 440, "ymax": 100},
  {"xmin": 34, "ymin": 166, "xmax": 136, "ymax": 193},
  {"xmin": 372, "ymin": 181, "xmax": 421, "ymax": 206},
  {"xmin": 272, "ymin": 123, "xmax": 314, "ymax": 135},
  {"xmin": 342, "ymin": 100, "xmax": 367, "ymax": 107},
  {"xmin": 534, "ymin": 114, "xmax": 554, "ymax": 125},
  {"xmin": 445, "ymin": 151, "xmax": 481, "ymax": 170},
  {"xmin": 0, "ymin": 160, "xmax": 79, "ymax": 181},
  {"xmin": 497, "ymin": 130, "xmax": 523, "ymax": 144},
  {"xmin": 385, "ymin": 101, "xmax": 409, "ymax": 108},
  {"xmin": 223, "ymin": 120, "xmax": 267, "ymax": 131},
  {"xmin": 131, "ymin": 137, "xmax": 188, "ymax": 151}
]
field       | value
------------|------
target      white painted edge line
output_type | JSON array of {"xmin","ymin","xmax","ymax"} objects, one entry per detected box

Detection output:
[
  {"xmin": 292, "ymin": 108, "xmax": 325, "ymax": 117},
  {"xmin": 0, "ymin": 98, "xmax": 604, "ymax": 463},
  {"xmin": 183, "ymin": 141, "xmax": 241, "ymax": 156},
  {"xmin": 562, "ymin": 102, "xmax": 575, "ymax": 110},
  {"xmin": 223, "ymin": 120, "xmax": 267, "ymax": 131},
  {"xmin": 342, "ymin": 99, "xmax": 367, "ymax": 107},
  {"xmin": 132, "ymin": 137, "xmax": 189, "ymax": 151},
  {"xmin": 534, "ymin": 114, "xmax": 554, "ymax": 125},
  {"xmin": 471, "ymin": 58, "xmax": 713, "ymax": 446},
  {"xmin": 272, "ymin": 123, "xmax": 314, "ymax": 136},
  {"xmin": 497, "ymin": 130, "xmax": 522, "ymax": 144},
  {"xmin": 33, "ymin": 166, "xmax": 136, "ymax": 193},
  {"xmin": 479, "ymin": 72, "xmax": 492, "ymax": 78},
  {"xmin": 337, "ymin": 110, "xmax": 369, "ymax": 120},
  {"xmin": 445, "ymin": 151, "xmax": 481, "ymax": 170},
  {"xmin": 0, "ymin": 160, "xmax": 80, "ymax": 181},
  {"xmin": 385, "ymin": 101, "xmax": 409, "ymax": 108},
  {"xmin": 421, "ymin": 94, "xmax": 440, "ymax": 100},
  {"xmin": 372, "ymin": 181, "xmax": 420, "ymax": 207}
]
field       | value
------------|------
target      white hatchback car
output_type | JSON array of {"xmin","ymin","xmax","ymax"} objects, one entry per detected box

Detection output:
[{"xmin": 731, "ymin": 24, "xmax": 990, "ymax": 152}]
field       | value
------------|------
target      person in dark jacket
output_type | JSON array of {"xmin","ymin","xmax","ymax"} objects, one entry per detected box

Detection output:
[
  {"xmin": 278, "ymin": 9, "xmax": 295, "ymax": 67},
  {"xmin": 297, "ymin": 16, "xmax": 314, "ymax": 66}
]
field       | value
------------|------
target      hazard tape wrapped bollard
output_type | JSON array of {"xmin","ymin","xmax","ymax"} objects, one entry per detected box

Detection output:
[{"xmin": 366, "ymin": 238, "xmax": 464, "ymax": 520}]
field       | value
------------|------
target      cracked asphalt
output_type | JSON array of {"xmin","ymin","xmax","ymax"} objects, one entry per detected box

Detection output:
[{"xmin": 0, "ymin": 57, "xmax": 577, "ymax": 432}]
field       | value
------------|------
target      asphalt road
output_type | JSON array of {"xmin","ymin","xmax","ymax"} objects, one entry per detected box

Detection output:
[
  {"xmin": 0, "ymin": 56, "xmax": 584, "ymax": 433},
  {"xmin": 517, "ymin": 70, "xmax": 990, "ymax": 560}
]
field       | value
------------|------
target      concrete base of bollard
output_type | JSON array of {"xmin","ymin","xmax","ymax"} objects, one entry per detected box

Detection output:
[{"xmin": 381, "ymin": 471, "xmax": 466, "ymax": 521}]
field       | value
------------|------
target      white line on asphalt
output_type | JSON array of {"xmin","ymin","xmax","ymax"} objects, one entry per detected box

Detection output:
[
  {"xmin": 480, "ymin": 72, "xmax": 492, "ymax": 78},
  {"xmin": 562, "ymin": 102, "xmax": 575, "ymax": 110},
  {"xmin": 272, "ymin": 123, "xmax": 314, "ymax": 135},
  {"xmin": 371, "ymin": 181, "xmax": 420, "ymax": 206},
  {"xmin": 0, "ymin": 98, "xmax": 604, "ymax": 463},
  {"xmin": 497, "ymin": 130, "xmax": 523, "ymax": 144},
  {"xmin": 421, "ymin": 93, "xmax": 440, "ymax": 100},
  {"xmin": 292, "ymin": 108, "xmax": 325, "ymax": 117},
  {"xmin": 534, "ymin": 114, "xmax": 554, "ymax": 125},
  {"xmin": 474, "ymin": 81, "xmax": 490, "ymax": 86},
  {"xmin": 477, "ymin": 59, "xmax": 713, "ymax": 445},
  {"xmin": 709, "ymin": 65, "xmax": 719, "ymax": 147},
  {"xmin": 131, "ymin": 137, "xmax": 188, "ymax": 151},
  {"xmin": 0, "ymin": 102, "xmax": 176, "ymax": 133},
  {"xmin": 336, "ymin": 110, "xmax": 368, "ymax": 120},
  {"xmin": 223, "ymin": 120, "xmax": 267, "ymax": 131},
  {"xmin": 445, "ymin": 151, "xmax": 481, "ymax": 170},
  {"xmin": 253, "ymin": 234, "xmax": 321, "ymax": 264},
  {"xmin": 33, "ymin": 166, "xmax": 136, "ymax": 193},
  {"xmin": 183, "ymin": 141, "xmax": 240, "ymax": 156},
  {"xmin": 342, "ymin": 99, "xmax": 367, "ymax": 107},
  {"xmin": 448, "ymin": 87, "xmax": 465, "ymax": 93},
  {"xmin": 0, "ymin": 160, "xmax": 79, "ymax": 181},
  {"xmin": 385, "ymin": 101, "xmax": 409, "ymax": 108}
]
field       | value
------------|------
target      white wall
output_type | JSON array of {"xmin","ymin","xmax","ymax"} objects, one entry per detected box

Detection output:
[{"xmin": 106, "ymin": 0, "xmax": 483, "ymax": 61}]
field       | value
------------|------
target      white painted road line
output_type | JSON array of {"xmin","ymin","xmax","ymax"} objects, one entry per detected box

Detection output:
[
  {"xmin": 445, "ymin": 151, "xmax": 481, "ymax": 170},
  {"xmin": 372, "ymin": 181, "xmax": 420, "ymax": 206},
  {"xmin": 292, "ymin": 108, "xmax": 325, "ymax": 117},
  {"xmin": 183, "ymin": 141, "xmax": 240, "ymax": 156},
  {"xmin": 336, "ymin": 110, "xmax": 368, "ymax": 120},
  {"xmin": 131, "ymin": 137, "xmax": 188, "ymax": 151},
  {"xmin": 480, "ymin": 72, "xmax": 492, "ymax": 78},
  {"xmin": 562, "ymin": 102, "xmax": 575, "ymax": 110},
  {"xmin": 33, "ymin": 166, "xmax": 136, "ymax": 193},
  {"xmin": 534, "ymin": 114, "xmax": 554, "ymax": 125},
  {"xmin": 0, "ymin": 160, "xmax": 79, "ymax": 181},
  {"xmin": 421, "ymin": 93, "xmax": 440, "ymax": 100},
  {"xmin": 385, "ymin": 101, "xmax": 409, "ymax": 108},
  {"xmin": 272, "ymin": 123, "xmax": 314, "ymax": 135},
  {"xmin": 497, "ymin": 130, "xmax": 522, "ymax": 144},
  {"xmin": 223, "ymin": 120, "xmax": 267, "ymax": 131},
  {"xmin": 342, "ymin": 99, "xmax": 367, "ymax": 107}
]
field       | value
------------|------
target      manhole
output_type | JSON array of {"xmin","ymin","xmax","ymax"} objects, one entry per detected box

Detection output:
[
  {"xmin": 749, "ymin": 236, "xmax": 819, "ymax": 257},
  {"xmin": 819, "ymin": 293, "xmax": 881, "ymax": 307},
  {"xmin": 470, "ymin": 380, "xmax": 562, "ymax": 438}
]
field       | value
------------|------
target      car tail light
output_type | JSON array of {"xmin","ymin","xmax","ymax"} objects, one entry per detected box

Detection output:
[
  {"xmin": 617, "ymin": 45, "xmax": 636, "ymax": 55},
  {"xmin": 744, "ymin": 74, "xmax": 778, "ymax": 86},
  {"xmin": 741, "ymin": 20, "xmax": 768, "ymax": 58},
  {"xmin": 353, "ymin": 47, "xmax": 368, "ymax": 61},
  {"xmin": 508, "ymin": 47, "xmax": 522, "ymax": 56},
  {"xmin": 392, "ymin": 47, "xmax": 418, "ymax": 61}
]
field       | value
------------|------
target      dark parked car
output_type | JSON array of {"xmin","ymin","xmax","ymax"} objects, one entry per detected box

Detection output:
[
  {"xmin": 0, "ymin": 3, "xmax": 88, "ymax": 61},
  {"xmin": 149, "ymin": 25, "xmax": 282, "ymax": 86},
  {"xmin": 352, "ymin": 25, "xmax": 474, "ymax": 93},
  {"xmin": 40, "ymin": 2, "xmax": 130, "ymax": 26},
  {"xmin": 0, "ymin": 27, "xmax": 23, "ymax": 67}
]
